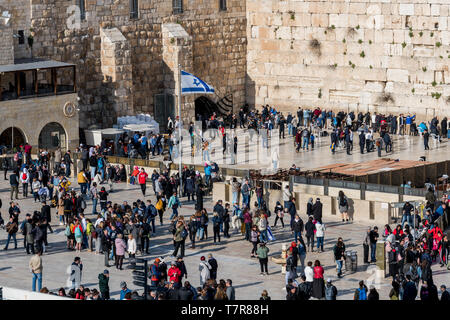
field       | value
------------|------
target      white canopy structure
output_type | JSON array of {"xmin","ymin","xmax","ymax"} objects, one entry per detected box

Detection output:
[{"xmin": 84, "ymin": 128, "xmax": 126, "ymax": 146}]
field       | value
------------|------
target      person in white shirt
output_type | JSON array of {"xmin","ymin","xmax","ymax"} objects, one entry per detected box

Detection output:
[
  {"xmin": 315, "ymin": 222, "xmax": 326, "ymax": 253},
  {"xmin": 20, "ymin": 168, "xmax": 30, "ymax": 198},
  {"xmin": 304, "ymin": 261, "xmax": 314, "ymax": 292},
  {"xmin": 127, "ymin": 234, "xmax": 137, "ymax": 268}
]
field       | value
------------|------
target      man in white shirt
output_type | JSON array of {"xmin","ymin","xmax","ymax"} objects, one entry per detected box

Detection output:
[{"xmin": 304, "ymin": 260, "xmax": 314, "ymax": 293}]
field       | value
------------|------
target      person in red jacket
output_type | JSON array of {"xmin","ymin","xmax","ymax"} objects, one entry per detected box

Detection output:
[
  {"xmin": 167, "ymin": 262, "xmax": 182, "ymax": 286},
  {"xmin": 138, "ymin": 168, "xmax": 148, "ymax": 196}
]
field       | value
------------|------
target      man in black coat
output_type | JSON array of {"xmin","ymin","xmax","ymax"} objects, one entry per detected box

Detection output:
[
  {"xmin": 176, "ymin": 256, "xmax": 188, "ymax": 280},
  {"xmin": 166, "ymin": 281, "xmax": 180, "ymax": 300},
  {"xmin": 440, "ymin": 285, "xmax": 450, "ymax": 301},
  {"xmin": 178, "ymin": 281, "xmax": 194, "ymax": 300},
  {"xmin": 41, "ymin": 201, "xmax": 52, "ymax": 233},
  {"xmin": 359, "ymin": 131, "xmax": 366, "ymax": 154},
  {"xmin": 402, "ymin": 275, "xmax": 417, "ymax": 301},
  {"xmin": 312, "ymin": 198, "xmax": 323, "ymax": 223},
  {"xmin": 208, "ymin": 254, "xmax": 218, "ymax": 280}
]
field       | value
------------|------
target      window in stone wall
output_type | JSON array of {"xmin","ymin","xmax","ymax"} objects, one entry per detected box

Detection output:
[
  {"xmin": 18, "ymin": 30, "xmax": 24, "ymax": 45},
  {"xmin": 130, "ymin": 0, "xmax": 139, "ymax": 19},
  {"xmin": 219, "ymin": 0, "xmax": 227, "ymax": 11},
  {"xmin": 173, "ymin": 0, "xmax": 183, "ymax": 14},
  {"xmin": 78, "ymin": 0, "xmax": 86, "ymax": 21}
]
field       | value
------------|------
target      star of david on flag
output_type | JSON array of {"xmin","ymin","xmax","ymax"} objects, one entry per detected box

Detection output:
[{"xmin": 180, "ymin": 70, "xmax": 215, "ymax": 95}]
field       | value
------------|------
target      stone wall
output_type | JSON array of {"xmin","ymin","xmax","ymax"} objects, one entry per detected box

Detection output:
[
  {"xmin": 100, "ymin": 27, "xmax": 133, "ymax": 119},
  {"xmin": 247, "ymin": 0, "xmax": 450, "ymax": 121},
  {"xmin": 0, "ymin": 93, "xmax": 79, "ymax": 150},
  {"xmin": 162, "ymin": 23, "xmax": 195, "ymax": 123},
  {"xmin": 1, "ymin": 0, "xmax": 32, "ymax": 60},
  {"xmin": 11, "ymin": 0, "xmax": 248, "ymax": 128},
  {"xmin": 0, "ymin": 24, "xmax": 14, "ymax": 65}
]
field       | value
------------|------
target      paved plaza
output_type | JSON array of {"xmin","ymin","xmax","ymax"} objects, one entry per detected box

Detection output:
[
  {"xmin": 0, "ymin": 175, "xmax": 448, "ymax": 300},
  {"xmin": 163, "ymin": 127, "xmax": 450, "ymax": 172}
]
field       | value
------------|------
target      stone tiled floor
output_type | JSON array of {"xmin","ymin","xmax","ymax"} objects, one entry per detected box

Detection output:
[
  {"xmin": 0, "ymin": 129, "xmax": 449, "ymax": 299},
  {"xmin": 175, "ymin": 128, "xmax": 450, "ymax": 171},
  {"xmin": 0, "ymin": 177, "xmax": 448, "ymax": 300}
]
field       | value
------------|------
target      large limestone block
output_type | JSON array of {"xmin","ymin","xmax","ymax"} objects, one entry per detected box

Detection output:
[
  {"xmin": 399, "ymin": 4, "xmax": 414, "ymax": 16},
  {"xmin": 386, "ymin": 69, "xmax": 409, "ymax": 83}
]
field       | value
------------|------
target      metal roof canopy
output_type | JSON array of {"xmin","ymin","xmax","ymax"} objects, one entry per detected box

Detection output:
[{"xmin": 0, "ymin": 58, "xmax": 75, "ymax": 73}]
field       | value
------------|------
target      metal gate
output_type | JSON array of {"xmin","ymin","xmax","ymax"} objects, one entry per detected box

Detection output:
[{"xmin": 154, "ymin": 93, "xmax": 175, "ymax": 133}]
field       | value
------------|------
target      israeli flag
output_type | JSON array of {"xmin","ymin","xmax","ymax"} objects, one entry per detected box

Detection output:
[
  {"xmin": 181, "ymin": 70, "xmax": 215, "ymax": 95},
  {"xmin": 267, "ymin": 226, "xmax": 276, "ymax": 241}
]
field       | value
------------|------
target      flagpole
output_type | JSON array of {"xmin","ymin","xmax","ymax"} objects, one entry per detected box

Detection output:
[{"xmin": 178, "ymin": 64, "xmax": 183, "ymax": 199}]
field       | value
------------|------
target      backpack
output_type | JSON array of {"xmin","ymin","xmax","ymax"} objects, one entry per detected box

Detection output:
[
  {"xmin": 74, "ymin": 225, "xmax": 83, "ymax": 237},
  {"xmin": 339, "ymin": 196, "xmax": 348, "ymax": 207},
  {"xmin": 155, "ymin": 199, "xmax": 163, "ymax": 211},
  {"xmin": 65, "ymin": 225, "xmax": 72, "ymax": 237},
  {"xmin": 181, "ymin": 228, "xmax": 188, "ymax": 239},
  {"xmin": 22, "ymin": 173, "xmax": 27, "ymax": 181},
  {"xmin": 357, "ymin": 288, "xmax": 367, "ymax": 300}
]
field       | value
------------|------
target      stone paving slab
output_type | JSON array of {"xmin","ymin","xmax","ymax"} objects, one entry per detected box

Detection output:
[{"xmin": 0, "ymin": 169, "xmax": 448, "ymax": 299}]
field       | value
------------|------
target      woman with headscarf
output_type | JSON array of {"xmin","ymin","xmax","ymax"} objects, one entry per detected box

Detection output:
[{"xmin": 199, "ymin": 256, "xmax": 211, "ymax": 286}]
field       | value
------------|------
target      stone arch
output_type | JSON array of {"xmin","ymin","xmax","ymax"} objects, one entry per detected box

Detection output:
[
  {"xmin": 0, "ymin": 127, "xmax": 27, "ymax": 150},
  {"xmin": 38, "ymin": 122, "xmax": 68, "ymax": 152}
]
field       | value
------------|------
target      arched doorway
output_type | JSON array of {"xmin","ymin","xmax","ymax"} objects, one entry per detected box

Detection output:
[
  {"xmin": 0, "ymin": 127, "xmax": 26, "ymax": 151},
  {"xmin": 38, "ymin": 122, "xmax": 67, "ymax": 152}
]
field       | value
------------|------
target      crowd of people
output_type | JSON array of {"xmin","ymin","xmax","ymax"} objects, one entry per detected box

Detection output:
[{"xmin": 0, "ymin": 104, "xmax": 449, "ymax": 301}]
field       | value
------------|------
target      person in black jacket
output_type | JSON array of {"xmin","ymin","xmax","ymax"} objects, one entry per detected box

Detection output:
[
  {"xmin": 208, "ymin": 254, "xmax": 218, "ymax": 280},
  {"xmin": 312, "ymin": 198, "xmax": 323, "ymax": 223},
  {"xmin": 367, "ymin": 286, "xmax": 379, "ymax": 300},
  {"xmin": 333, "ymin": 238, "xmax": 346, "ymax": 278},
  {"xmin": 304, "ymin": 216, "xmax": 316, "ymax": 252},
  {"xmin": 167, "ymin": 281, "xmax": 180, "ymax": 300},
  {"xmin": 286, "ymin": 284, "xmax": 299, "ymax": 301},
  {"xmin": 287, "ymin": 198, "xmax": 297, "ymax": 230},
  {"xmin": 176, "ymin": 256, "xmax": 188, "ymax": 281},
  {"xmin": 178, "ymin": 281, "xmax": 194, "ymax": 300},
  {"xmin": 10, "ymin": 170, "xmax": 19, "ymax": 200},
  {"xmin": 292, "ymin": 215, "xmax": 305, "ymax": 247},
  {"xmin": 40, "ymin": 201, "xmax": 52, "ymax": 233},
  {"xmin": 101, "ymin": 229, "xmax": 111, "ymax": 267},
  {"xmin": 440, "ymin": 285, "xmax": 450, "ymax": 301},
  {"xmin": 402, "ymin": 275, "xmax": 417, "ymax": 301}
]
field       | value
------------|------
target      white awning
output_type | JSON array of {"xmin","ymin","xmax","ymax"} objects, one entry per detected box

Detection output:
[
  {"xmin": 123, "ymin": 124, "xmax": 159, "ymax": 133},
  {"xmin": 101, "ymin": 128, "xmax": 126, "ymax": 136}
]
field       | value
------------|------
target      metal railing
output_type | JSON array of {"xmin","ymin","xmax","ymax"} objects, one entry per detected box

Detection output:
[{"xmin": 292, "ymin": 175, "xmax": 426, "ymax": 197}]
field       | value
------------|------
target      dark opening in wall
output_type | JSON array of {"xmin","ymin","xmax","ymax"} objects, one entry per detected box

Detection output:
[{"xmin": 18, "ymin": 30, "xmax": 24, "ymax": 44}]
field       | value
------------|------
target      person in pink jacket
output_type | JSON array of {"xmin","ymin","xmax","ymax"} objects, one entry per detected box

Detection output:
[{"xmin": 114, "ymin": 234, "xmax": 127, "ymax": 270}]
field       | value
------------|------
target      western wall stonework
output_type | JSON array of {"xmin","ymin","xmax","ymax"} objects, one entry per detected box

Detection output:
[
  {"xmin": 25, "ymin": 0, "xmax": 246, "ymax": 128},
  {"xmin": 246, "ymin": 0, "xmax": 450, "ymax": 121}
]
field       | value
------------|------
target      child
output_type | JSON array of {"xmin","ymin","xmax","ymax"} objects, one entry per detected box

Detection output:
[{"xmin": 310, "ymin": 134, "xmax": 315, "ymax": 149}]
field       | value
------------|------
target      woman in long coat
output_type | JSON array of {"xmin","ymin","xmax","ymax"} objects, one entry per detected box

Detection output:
[{"xmin": 199, "ymin": 256, "xmax": 211, "ymax": 286}]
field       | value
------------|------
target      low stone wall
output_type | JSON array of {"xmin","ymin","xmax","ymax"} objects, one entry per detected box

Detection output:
[{"xmin": 214, "ymin": 182, "xmax": 396, "ymax": 225}]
